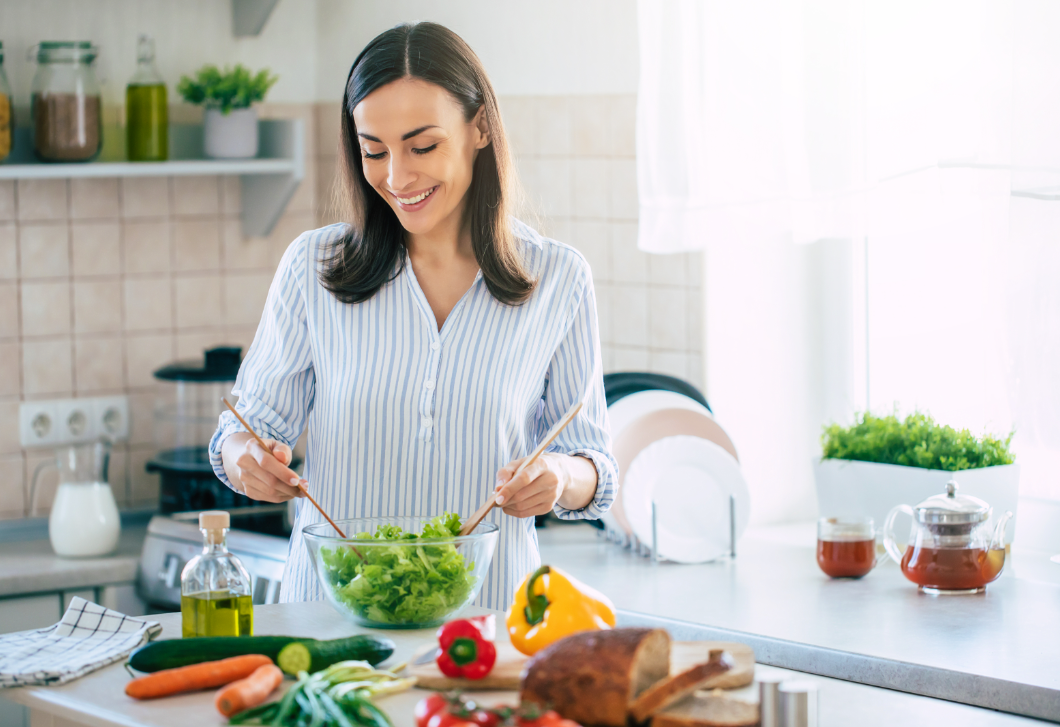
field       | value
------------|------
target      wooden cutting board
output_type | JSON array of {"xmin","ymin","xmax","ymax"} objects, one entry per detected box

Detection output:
[{"xmin": 408, "ymin": 640, "xmax": 754, "ymax": 691}]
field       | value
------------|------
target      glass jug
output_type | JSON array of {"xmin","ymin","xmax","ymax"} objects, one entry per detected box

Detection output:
[
  {"xmin": 47, "ymin": 441, "xmax": 121, "ymax": 558},
  {"xmin": 883, "ymin": 479, "xmax": 1012, "ymax": 595}
]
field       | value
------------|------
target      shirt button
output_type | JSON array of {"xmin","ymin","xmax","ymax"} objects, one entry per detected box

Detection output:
[
  {"xmin": 422, "ymin": 416, "xmax": 432, "ymax": 427},
  {"xmin": 431, "ymin": 341, "xmax": 440, "ymax": 351},
  {"xmin": 425, "ymin": 380, "xmax": 435, "ymax": 390}
]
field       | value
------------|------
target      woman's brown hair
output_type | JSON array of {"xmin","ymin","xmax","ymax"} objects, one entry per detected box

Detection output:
[{"xmin": 321, "ymin": 22, "xmax": 535, "ymax": 305}]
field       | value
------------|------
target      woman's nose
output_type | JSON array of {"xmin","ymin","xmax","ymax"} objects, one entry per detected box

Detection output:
[{"xmin": 387, "ymin": 154, "xmax": 416, "ymax": 192}]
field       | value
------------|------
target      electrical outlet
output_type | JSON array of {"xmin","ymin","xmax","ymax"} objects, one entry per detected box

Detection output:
[{"xmin": 19, "ymin": 396, "xmax": 130, "ymax": 448}]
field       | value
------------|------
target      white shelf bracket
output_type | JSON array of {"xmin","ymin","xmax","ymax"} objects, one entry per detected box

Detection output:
[
  {"xmin": 240, "ymin": 118, "xmax": 305, "ymax": 237},
  {"xmin": 232, "ymin": 0, "xmax": 281, "ymax": 37}
]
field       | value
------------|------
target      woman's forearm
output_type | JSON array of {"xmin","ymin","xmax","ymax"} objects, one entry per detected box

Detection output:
[{"xmin": 557, "ymin": 454, "xmax": 599, "ymax": 511}]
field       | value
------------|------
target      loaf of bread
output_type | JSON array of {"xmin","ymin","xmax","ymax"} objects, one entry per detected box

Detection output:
[
  {"xmin": 629, "ymin": 649, "xmax": 734, "ymax": 722},
  {"xmin": 520, "ymin": 628, "xmax": 671, "ymax": 727}
]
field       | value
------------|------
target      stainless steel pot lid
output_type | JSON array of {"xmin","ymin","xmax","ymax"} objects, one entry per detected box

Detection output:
[{"xmin": 915, "ymin": 479, "xmax": 990, "ymax": 525}]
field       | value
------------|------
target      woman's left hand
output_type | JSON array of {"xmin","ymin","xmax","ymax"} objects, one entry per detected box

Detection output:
[{"xmin": 493, "ymin": 453, "xmax": 571, "ymax": 518}]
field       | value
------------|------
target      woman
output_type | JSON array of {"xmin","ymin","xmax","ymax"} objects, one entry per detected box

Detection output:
[{"xmin": 209, "ymin": 22, "xmax": 616, "ymax": 610}]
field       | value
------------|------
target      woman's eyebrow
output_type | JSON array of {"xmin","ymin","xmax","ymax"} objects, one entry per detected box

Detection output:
[{"xmin": 357, "ymin": 125, "xmax": 441, "ymax": 143}]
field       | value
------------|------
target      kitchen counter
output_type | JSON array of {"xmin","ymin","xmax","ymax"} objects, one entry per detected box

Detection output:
[
  {"xmin": 5, "ymin": 600, "xmax": 1049, "ymax": 727},
  {"xmin": 0, "ymin": 526, "xmax": 146, "ymax": 598},
  {"xmin": 536, "ymin": 522, "xmax": 1060, "ymax": 722}
]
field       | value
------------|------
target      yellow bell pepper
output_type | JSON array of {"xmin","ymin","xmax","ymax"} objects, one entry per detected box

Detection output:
[{"xmin": 506, "ymin": 564, "xmax": 616, "ymax": 656}]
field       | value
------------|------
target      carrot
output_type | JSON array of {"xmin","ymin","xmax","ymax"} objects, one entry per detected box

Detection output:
[
  {"xmin": 125, "ymin": 654, "xmax": 273, "ymax": 700},
  {"xmin": 215, "ymin": 663, "xmax": 284, "ymax": 717}
]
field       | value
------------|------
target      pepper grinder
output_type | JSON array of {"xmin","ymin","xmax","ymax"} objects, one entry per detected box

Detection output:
[
  {"xmin": 779, "ymin": 681, "xmax": 819, "ymax": 727},
  {"xmin": 758, "ymin": 673, "xmax": 785, "ymax": 727}
]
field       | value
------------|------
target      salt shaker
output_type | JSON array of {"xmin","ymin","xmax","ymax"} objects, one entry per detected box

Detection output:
[
  {"xmin": 758, "ymin": 673, "xmax": 785, "ymax": 727},
  {"xmin": 779, "ymin": 681, "xmax": 819, "ymax": 727}
]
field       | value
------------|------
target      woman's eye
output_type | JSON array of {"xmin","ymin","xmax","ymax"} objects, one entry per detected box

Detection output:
[
  {"xmin": 412, "ymin": 144, "xmax": 438, "ymax": 155},
  {"xmin": 362, "ymin": 150, "xmax": 386, "ymax": 160}
]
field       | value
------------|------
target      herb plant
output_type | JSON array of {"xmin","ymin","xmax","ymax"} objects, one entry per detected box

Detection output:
[
  {"xmin": 318, "ymin": 512, "xmax": 476, "ymax": 626},
  {"xmin": 177, "ymin": 64, "xmax": 278, "ymax": 114},
  {"xmin": 821, "ymin": 411, "xmax": 1014, "ymax": 471}
]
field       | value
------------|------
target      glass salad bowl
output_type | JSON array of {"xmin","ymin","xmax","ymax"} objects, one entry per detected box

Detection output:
[{"xmin": 303, "ymin": 515, "xmax": 499, "ymax": 629}]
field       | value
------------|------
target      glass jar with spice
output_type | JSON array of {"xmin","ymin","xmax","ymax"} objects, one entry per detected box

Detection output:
[
  {"xmin": 30, "ymin": 41, "xmax": 103, "ymax": 162},
  {"xmin": 0, "ymin": 42, "xmax": 13, "ymax": 162}
]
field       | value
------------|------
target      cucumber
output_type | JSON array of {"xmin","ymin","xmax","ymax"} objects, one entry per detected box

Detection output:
[
  {"xmin": 128, "ymin": 634, "xmax": 394, "ymax": 673},
  {"xmin": 276, "ymin": 636, "xmax": 389, "ymax": 675}
]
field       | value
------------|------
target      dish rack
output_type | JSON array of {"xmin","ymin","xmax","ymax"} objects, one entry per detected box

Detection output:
[{"xmin": 599, "ymin": 494, "xmax": 738, "ymax": 563}]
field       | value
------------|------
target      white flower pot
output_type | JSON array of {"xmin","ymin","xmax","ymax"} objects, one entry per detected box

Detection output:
[
  {"xmin": 203, "ymin": 107, "xmax": 258, "ymax": 159},
  {"xmin": 813, "ymin": 458, "xmax": 1021, "ymax": 544}
]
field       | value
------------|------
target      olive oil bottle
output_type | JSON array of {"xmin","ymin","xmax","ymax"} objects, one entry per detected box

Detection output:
[
  {"xmin": 125, "ymin": 34, "xmax": 167, "ymax": 161},
  {"xmin": 180, "ymin": 511, "xmax": 254, "ymax": 638}
]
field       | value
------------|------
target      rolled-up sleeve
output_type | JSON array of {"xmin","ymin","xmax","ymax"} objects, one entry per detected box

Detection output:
[
  {"xmin": 541, "ymin": 269, "xmax": 618, "ymax": 520},
  {"xmin": 208, "ymin": 235, "xmax": 315, "ymax": 491}
]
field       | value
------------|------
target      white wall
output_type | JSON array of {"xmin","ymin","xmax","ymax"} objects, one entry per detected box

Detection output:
[{"xmin": 314, "ymin": 0, "xmax": 639, "ymax": 99}]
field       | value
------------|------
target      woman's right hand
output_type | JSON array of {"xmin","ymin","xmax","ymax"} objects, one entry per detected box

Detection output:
[{"xmin": 224, "ymin": 433, "xmax": 305, "ymax": 503}]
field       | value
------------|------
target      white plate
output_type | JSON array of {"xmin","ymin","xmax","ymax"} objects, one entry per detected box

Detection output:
[
  {"xmin": 623, "ymin": 435, "xmax": 750, "ymax": 563},
  {"xmin": 607, "ymin": 390, "xmax": 713, "ymax": 440}
]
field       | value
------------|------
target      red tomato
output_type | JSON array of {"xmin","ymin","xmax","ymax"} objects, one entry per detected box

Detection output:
[
  {"xmin": 415, "ymin": 694, "xmax": 450, "ymax": 727},
  {"xmin": 468, "ymin": 709, "xmax": 502, "ymax": 727},
  {"xmin": 519, "ymin": 711, "xmax": 579, "ymax": 727},
  {"xmin": 428, "ymin": 713, "xmax": 477, "ymax": 727}
]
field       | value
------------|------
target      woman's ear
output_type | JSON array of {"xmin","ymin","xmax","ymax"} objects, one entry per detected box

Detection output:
[{"xmin": 473, "ymin": 106, "xmax": 491, "ymax": 149}]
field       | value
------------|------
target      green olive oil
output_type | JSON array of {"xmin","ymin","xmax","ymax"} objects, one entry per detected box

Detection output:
[
  {"xmin": 125, "ymin": 34, "xmax": 167, "ymax": 161},
  {"xmin": 181, "ymin": 591, "xmax": 254, "ymax": 638}
]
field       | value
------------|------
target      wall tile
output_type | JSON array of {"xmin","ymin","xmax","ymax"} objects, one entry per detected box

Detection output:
[
  {"xmin": 687, "ymin": 353, "xmax": 705, "ymax": 391},
  {"xmin": 315, "ymin": 102, "xmax": 342, "ymax": 157},
  {"xmin": 26, "ymin": 448, "xmax": 57, "ymax": 514},
  {"xmin": 601, "ymin": 344, "xmax": 616, "ymax": 373},
  {"xmin": 224, "ymin": 272, "xmax": 273, "ymax": 326},
  {"xmin": 174, "ymin": 274, "xmax": 223, "ymax": 328},
  {"xmin": 176, "ymin": 330, "xmax": 229, "ymax": 360},
  {"xmin": 0, "ymin": 284, "xmax": 18, "ymax": 338},
  {"xmin": 287, "ymin": 158, "xmax": 317, "ymax": 214},
  {"xmin": 0, "ymin": 181, "xmax": 15, "ymax": 221},
  {"xmin": 609, "ymin": 159, "xmax": 638, "ymax": 220},
  {"xmin": 649, "ymin": 251, "xmax": 689, "ymax": 287},
  {"xmin": 21, "ymin": 281, "xmax": 71, "ymax": 337},
  {"xmin": 221, "ymin": 176, "xmax": 241, "ymax": 215},
  {"xmin": 315, "ymin": 156, "xmax": 340, "ymax": 224},
  {"xmin": 126, "ymin": 391, "xmax": 156, "ymax": 447},
  {"xmin": 222, "ymin": 219, "xmax": 274, "ymax": 271},
  {"xmin": 107, "ymin": 443, "xmax": 129, "ymax": 505},
  {"xmin": 572, "ymin": 158, "xmax": 609, "ymax": 219},
  {"xmin": 594, "ymin": 283, "xmax": 613, "ymax": 346},
  {"xmin": 22, "ymin": 338, "xmax": 73, "ymax": 395},
  {"xmin": 19, "ymin": 223, "xmax": 69, "ymax": 279},
  {"xmin": 649, "ymin": 350, "xmax": 691, "ymax": 380},
  {"xmin": 535, "ymin": 97, "xmax": 572, "ymax": 157},
  {"xmin": 611, "ymin": 222, "xmax": 649, "ymax": 285},
  {"xmin": 71, "ymin": 222, "xmax": 121, "ymax": 277},
  {"xmin": 542, "ymin": 217, "xmax": 572, "ymax": 244},
  {"xmin": 535, "ymin": 159, "xmax": 572, "ymax": 219},
  {"xmin": 223, "ymin": 325, "xmax": 259, "ymax": 352},
  {"xmin": 121, "ymin": 177, "xmax": 170, "ymax": 218},
  {"xmin": 124, "ymin": 277, "xmax": 172, "ymax": 331},
  {"xmin": 268, "ymin": 212, "xmax": 315, "ymax": 265},
  {"xmin": 571, "ymin": 95, "xmax": 611, "ymax": 157},
  {"xmin": 0, "ymin": 342, "xmax": 19, "ymax": 398},
  {"xmin": 0, "ymin": 454, "xmax": 25, "ymax": 518},
  {"xmin": 688, "ymin": 288, "xmax": 703, "ymax": 351},
  {"xmin": 613, "ymin": 346, "xmax": 650, "ymax": 371},
  {"xmin": 123, "ymin": 220, "xmax": 171, "ymax": 274},
  {"xmin": 687, "ymin": 251, "xmax": 703, "ymax": 287},
  {"xmin": 172, "ymin": 218, "xmax": 221, "ymax": 272},
  {"xmin": 70, "ymin": 178, "xmax": 120, "ymax": 219},
  {"xmin": 610, "ymin": 95, "xmax": 637, "ymax": 157},
  {"xmin": 0, "ymin": 223, "xmax": 15, "ymax": 280},
  {"xmin": 74, "ymin": 336, "xmax": 125, "ymax": 393},
  {"xmin": 499, "ymin": 96, "xmax": 537, "ymax": 158},
  {"xmin": 125, "ymin": 334, "xmax": 174, "ymax": 388},
  {"xmin": 511, "ymin": 157, "xmax": 538, "ymax": 220},
  {"xmin": 0, "ymin": 399, "xmax": 20, "ymax": 454},
  {"xmin": 648, "ymin": 287, "xmax": 688, "ymax": 350},
  {"xmin": 128, "ymin": 445, "xmax": 161, "ymax": 507},
  {"xmin": 73, "ymin": 280, "xmax": 123, "ymax": 334},
  {"xmin": 18, "ymin": 179, "xmax": 68, "ymax": 221},
  {"xmin": 610, "ymin": 284, "xmax": 648, "ymax": 347},
  {"xmin": 571, "ymin": 220, "xmax": 610, "ymax": 283},
  {"xmin": 172, "ymin": 176, "xmax": 220, "ymax": 216}
]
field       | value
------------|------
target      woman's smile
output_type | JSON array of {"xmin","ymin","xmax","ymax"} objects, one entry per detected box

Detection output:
[{"xmin": 391, "ymin": 184, "xmax": 439, "ymax": 210}]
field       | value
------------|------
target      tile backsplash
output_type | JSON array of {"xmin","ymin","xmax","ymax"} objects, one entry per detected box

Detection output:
[{"xmin": 0, "ymin": 96, "xmax": 702, "ymax": 522}]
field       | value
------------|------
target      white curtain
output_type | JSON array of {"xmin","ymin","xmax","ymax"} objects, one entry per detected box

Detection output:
[{"xmin": 637, "ymin": 0, "xmax": 1060, "ymax": 518}]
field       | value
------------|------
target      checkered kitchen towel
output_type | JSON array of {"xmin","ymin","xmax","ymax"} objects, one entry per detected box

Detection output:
[{"xmin": 0, "ymin": 597, "xmax": 161, "ymax": 687}]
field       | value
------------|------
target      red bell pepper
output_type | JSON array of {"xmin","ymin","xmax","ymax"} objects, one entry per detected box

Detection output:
[{"xmin": 436, "ymin": 615, "xmax": 497, "ymax": 680}]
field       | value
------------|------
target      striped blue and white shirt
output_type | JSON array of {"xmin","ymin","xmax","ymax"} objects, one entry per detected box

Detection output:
[{"xmin": 209, "ymin": 220, "xmax": 617, "ymax": 610}]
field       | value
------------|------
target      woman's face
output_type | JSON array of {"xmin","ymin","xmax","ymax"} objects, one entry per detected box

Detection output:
[{"xmin": 353, "ymin": 77, "xmax": 490, "ymax": 238}]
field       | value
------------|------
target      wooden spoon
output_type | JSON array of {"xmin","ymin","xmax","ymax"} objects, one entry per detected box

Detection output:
[
  {"xmin": 459, "ymin": 400, "xmax": 584, "ymax": 536},
  {"xmin": 221, "ymin": 398, "xmax": 350, "ymax": 541}
]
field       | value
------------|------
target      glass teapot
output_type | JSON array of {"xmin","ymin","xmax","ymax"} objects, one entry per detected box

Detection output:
[{"xmin": 883, "ymin": 479, "xmax": 1012, "ymax": 595}]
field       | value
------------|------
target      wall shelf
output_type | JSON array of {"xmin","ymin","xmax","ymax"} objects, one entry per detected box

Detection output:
[{"xmin": 0, "ymin": 118, "xmax": 305, "ymax": 237}]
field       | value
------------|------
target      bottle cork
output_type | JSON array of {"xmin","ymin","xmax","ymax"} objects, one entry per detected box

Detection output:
[{"xmin": 199, "ymin": 510, "xmax": 230, "ymax": 543}]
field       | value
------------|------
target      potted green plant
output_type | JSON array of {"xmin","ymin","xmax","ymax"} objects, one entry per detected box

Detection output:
[
  {"xmin": 178, "ymin": 64, "xmax": 278, "ymax": 159},
  {"xmin": 815, "ymin": 411, "xmax": 1020, "ymax": 543}
]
